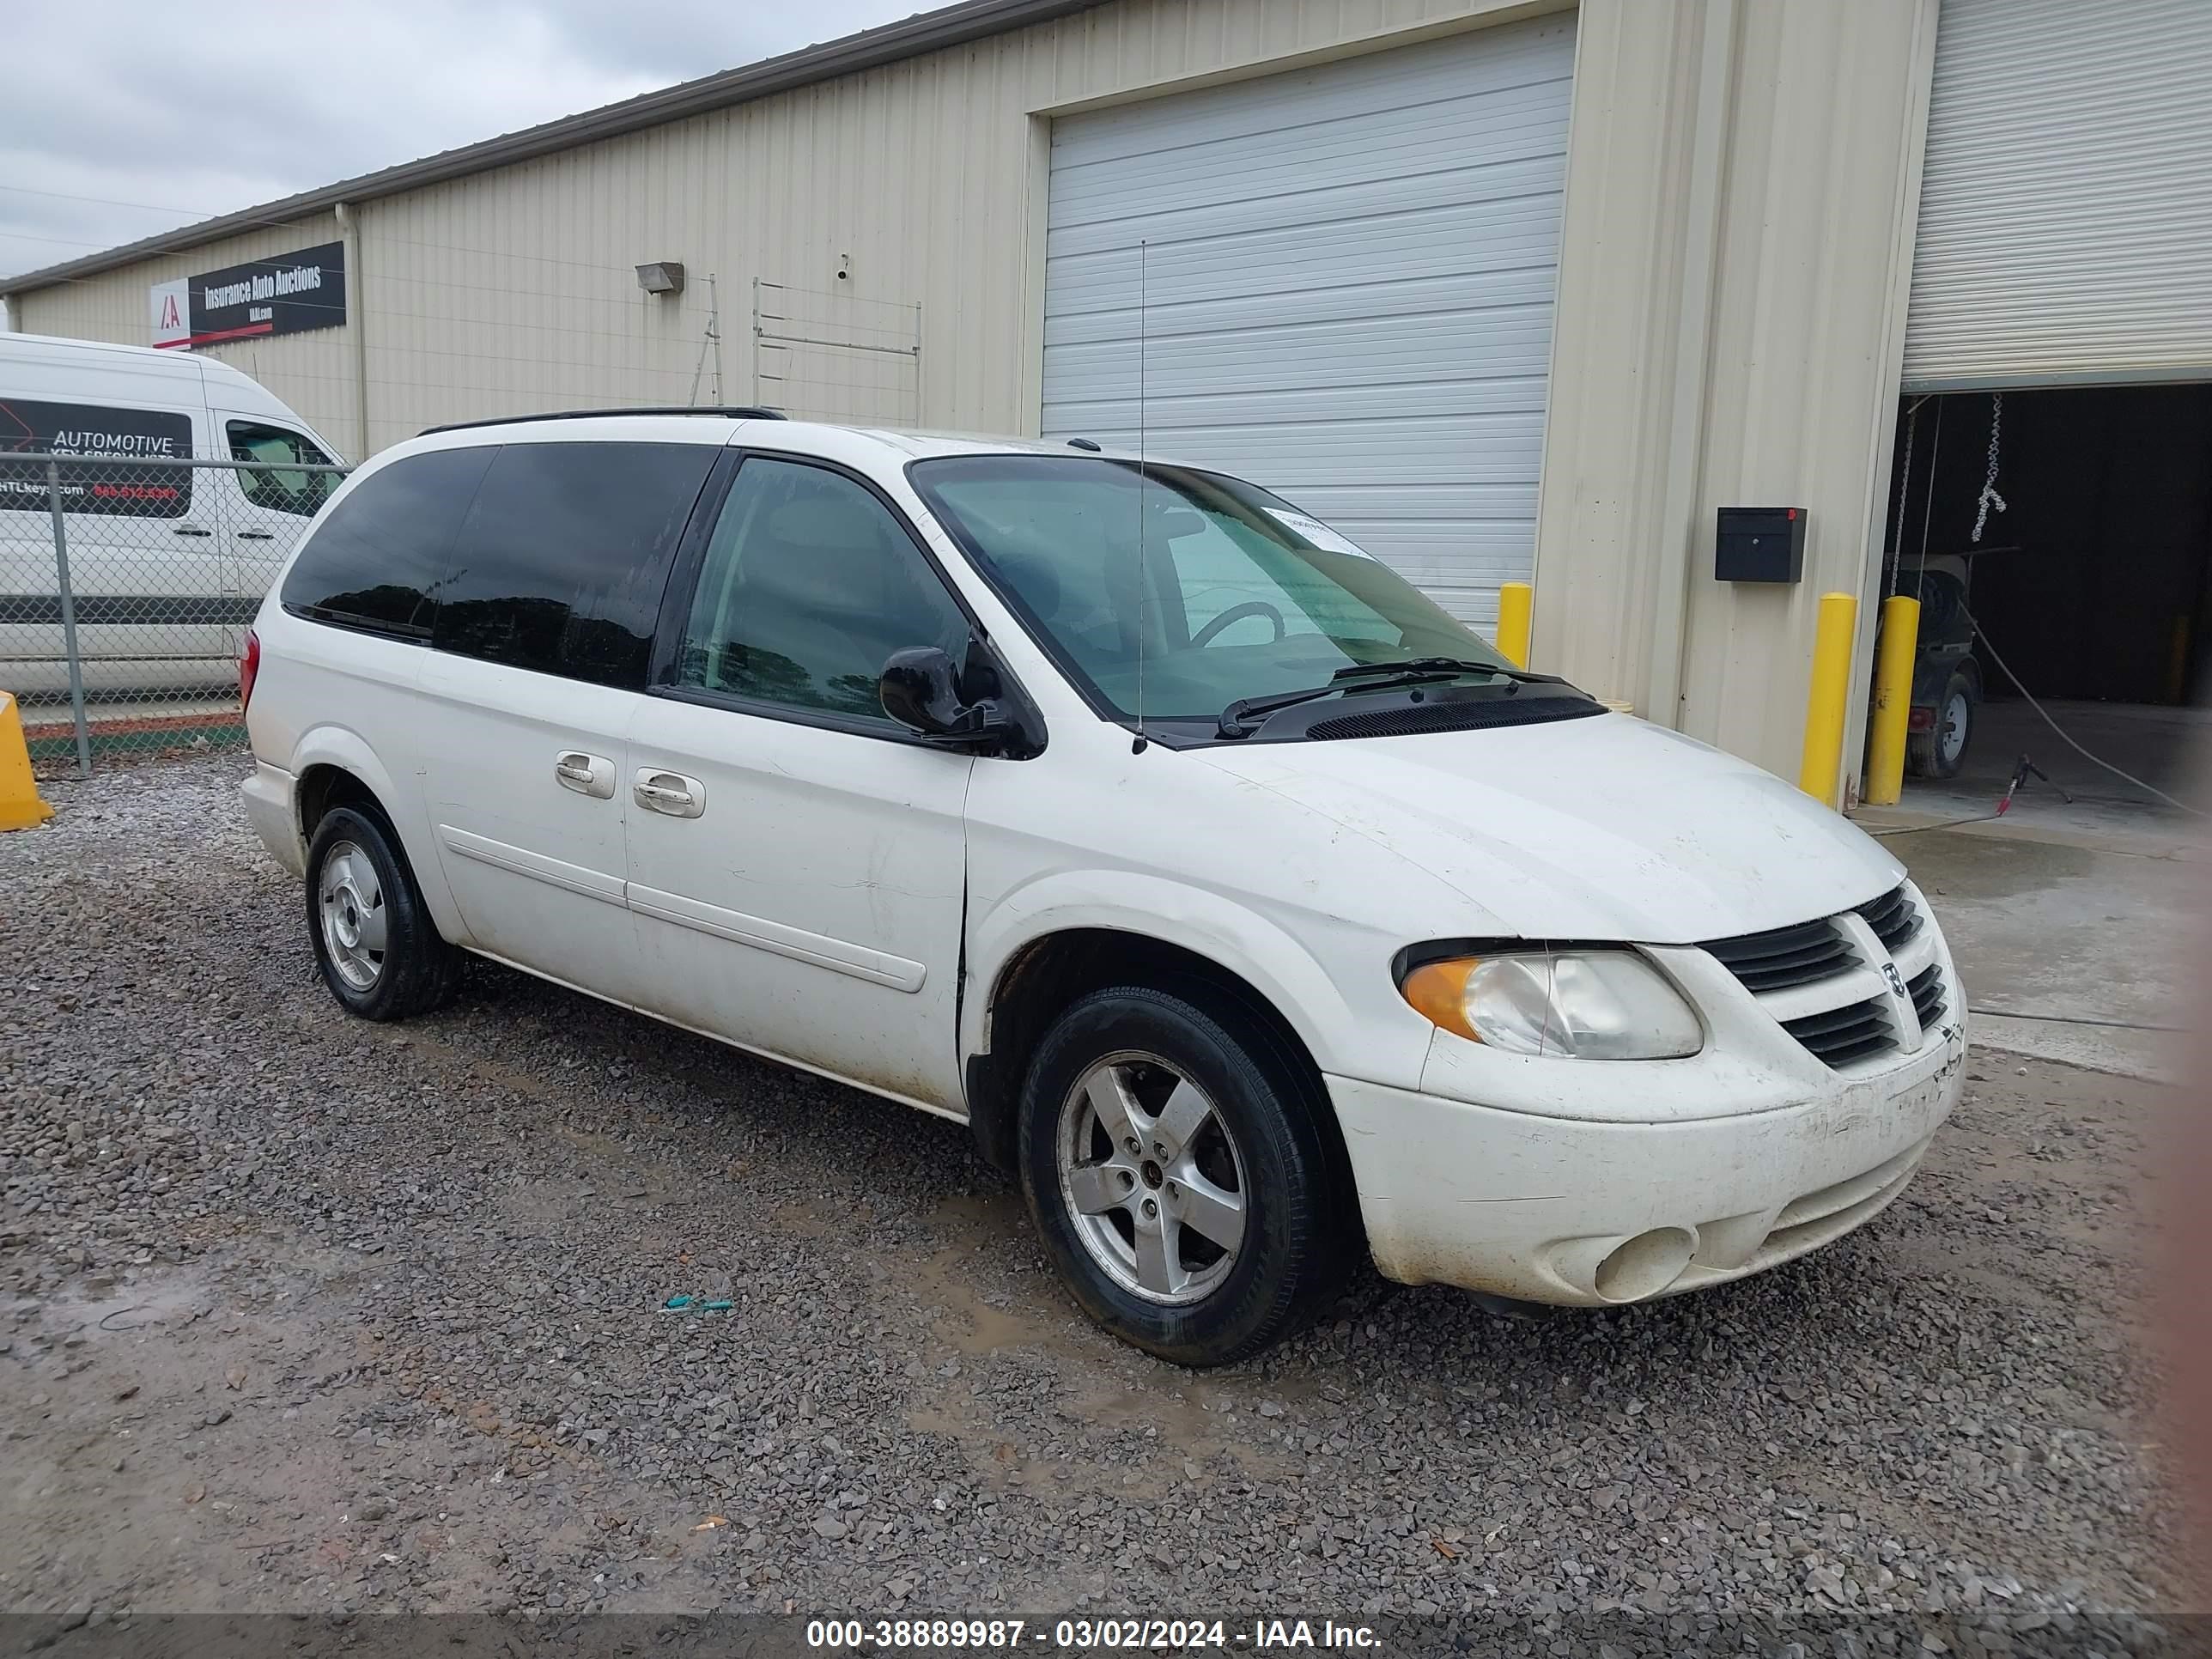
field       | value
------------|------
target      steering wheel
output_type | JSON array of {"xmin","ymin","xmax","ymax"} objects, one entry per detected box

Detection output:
[{"xmin": 1190, "ymin": 600, "xmax": 1285, "ymax": 648}]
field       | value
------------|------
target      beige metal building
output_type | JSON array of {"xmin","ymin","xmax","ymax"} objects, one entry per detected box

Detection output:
[{"xmin": 9, "ymin": 0, "xmax": 2211, "ymax": 793}]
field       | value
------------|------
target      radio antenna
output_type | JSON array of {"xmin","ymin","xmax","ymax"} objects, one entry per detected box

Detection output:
[{"xmin": 1132, "ymin": 238, "xmax": 1150, "ymax": 755}]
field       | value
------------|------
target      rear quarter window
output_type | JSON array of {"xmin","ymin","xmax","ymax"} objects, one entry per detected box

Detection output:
[
  {"xmin": 0, "ymin": 398, "xmax": 194, "ymax": 518},
  {"xmin": 432, "ymin": 441, "xmax": 718, "ymax": 690},
  {"xmin": 279, "ymin": 447, "xmax": 495, "ymax": 638}
]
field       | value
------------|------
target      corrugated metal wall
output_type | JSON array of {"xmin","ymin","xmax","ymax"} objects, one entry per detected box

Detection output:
[
  {"xmin": 1534, "ymin": 0, "xmax": 1938, "ymax": 788},
  {"xmin": 1905, "ymin": 0, "xmax": 2212, "ymax": 391},
  {"xmin": 9, "ymin": 211, "xmax": 362, "ymax": 459},
  {"xmin": 15, "ymin": 0, "xmax": 1538, "ymax": 458},
  {"xmin": 14, "ymin": 0, "xmax": 1945, "ymax": 785},
  {"xmin": 1039, "ymin": 16, "xmax": 1575, "ymax": 629}
]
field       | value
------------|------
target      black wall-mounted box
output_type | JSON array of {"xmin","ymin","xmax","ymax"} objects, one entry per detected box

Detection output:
[{"xmin": 1716, "ymin": 507, "xmax": 1806, "ymax": 583}]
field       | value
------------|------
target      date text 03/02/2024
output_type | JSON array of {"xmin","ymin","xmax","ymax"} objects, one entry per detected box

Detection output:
[{"xmin": 805, "ymin": 1618, "xmax": 1384, "ymax": 1650}]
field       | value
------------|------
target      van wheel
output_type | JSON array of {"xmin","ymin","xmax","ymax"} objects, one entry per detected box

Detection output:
[
  {"xmin": 1018, "ymin": 984, "xmax": 1349, "ymax": 1367},
  {"xmin": 304, "ymin": 805, "xmax": 460, "ymax": 1021}
]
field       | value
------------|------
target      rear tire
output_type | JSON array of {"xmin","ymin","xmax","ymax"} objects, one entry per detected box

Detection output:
[
  {"xmin": 1018, "ymin": 983, "xmax": 1351, "ymax": 1367},
  {"xmin": 304, "ymin": 804, "xmax": 461, "ymax": 1021}
]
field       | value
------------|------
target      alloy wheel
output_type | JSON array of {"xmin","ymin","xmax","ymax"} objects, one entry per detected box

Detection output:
[
  {"xmin": 1055, "ymin": 1052, "xmax": 1249, "ymax": 1305},
  {"xmin": 317, "ymin": 839, "xmax": 387, "ymax": 993}
]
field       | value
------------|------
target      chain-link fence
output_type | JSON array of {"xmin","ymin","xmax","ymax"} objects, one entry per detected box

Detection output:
[{"xmin": 1, "ymin": 451, "xmax": 347, "ymax": 774}]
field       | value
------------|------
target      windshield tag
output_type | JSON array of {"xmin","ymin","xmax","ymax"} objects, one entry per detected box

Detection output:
[{"xmin": 1269, "ymin": 508, "xmax": 1375, "ymax": 561}]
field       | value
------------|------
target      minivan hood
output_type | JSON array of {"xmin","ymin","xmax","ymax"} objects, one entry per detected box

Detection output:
[{"xmin": 1198, "ymin": 712, "xmax": 1902, "ymax": 944}]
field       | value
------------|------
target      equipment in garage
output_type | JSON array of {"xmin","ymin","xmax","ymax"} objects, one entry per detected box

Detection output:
[
  {"xmin": 1881, "ymin": 383, "xmax": 2212, "ymax": 811},
  {"xmin": 1895, "ymin": 546, "xmax": 2003, "ymax": 780},
  {"xmin": 1887, "ymin": 392, "xmax": 2007, "ymax": 781}
]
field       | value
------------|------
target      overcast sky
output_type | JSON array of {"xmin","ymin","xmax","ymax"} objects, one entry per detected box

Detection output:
[{"xmin": 0, "ymin": 0, "xmax": 925, "ymax": 324}]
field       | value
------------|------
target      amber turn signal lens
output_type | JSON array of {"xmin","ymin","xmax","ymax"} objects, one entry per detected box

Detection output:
[{"xmin": 1400, "ymin": 958, "xmax": 1480, "ymax": 1043}]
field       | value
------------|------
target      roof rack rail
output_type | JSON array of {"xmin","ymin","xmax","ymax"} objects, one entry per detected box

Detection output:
[{"xmin": 420, "ymin": 405, "xmax": 787, "ymax": 436}]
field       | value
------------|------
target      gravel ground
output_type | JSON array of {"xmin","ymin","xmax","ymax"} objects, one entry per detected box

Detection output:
[{"xmin": 0, "ymin": 752, "xmax": 2200, "ymax": 1650}]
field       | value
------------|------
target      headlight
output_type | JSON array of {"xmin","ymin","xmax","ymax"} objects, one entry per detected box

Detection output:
[{"xmin": 1398, "ymin": 950, "xmax": 1702, "ymax": 1060}]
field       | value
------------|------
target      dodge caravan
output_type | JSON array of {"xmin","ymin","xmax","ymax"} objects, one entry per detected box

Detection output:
[
  {"xmin": 240, "ymin": 410, "xmax": 1966, "ymax": 1366},
  {"xmin": 1, "ymin": 331, "xmax": 343, "ymax": 696}
]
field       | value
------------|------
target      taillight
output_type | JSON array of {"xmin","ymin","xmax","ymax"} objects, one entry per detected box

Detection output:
[{"xmin": 240, "ymin": 627, "xmax": 261, "ymax": 711}]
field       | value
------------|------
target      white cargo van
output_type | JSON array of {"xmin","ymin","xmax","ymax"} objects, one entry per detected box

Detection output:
[{"xmin": 0, "ymin": 331, "xmax": 343, "ymax": 696}]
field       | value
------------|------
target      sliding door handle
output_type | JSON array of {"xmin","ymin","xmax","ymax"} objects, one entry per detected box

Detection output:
[{"xmin": 633, "ymin": 769, "xmax": 704, "ymax": 818}]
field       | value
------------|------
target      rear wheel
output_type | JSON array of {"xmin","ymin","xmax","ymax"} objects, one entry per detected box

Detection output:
[
  {"xmin": 305, "ymin": 805, "xmax": 460, "ymax": 1020},
  {"xmin": 1906, "ymin": 670, "xmax": 1975, "ymax": 780},
  {"xmin": 1018, "ymin": 984, "xmax": 1349, "ymax": 1366}
]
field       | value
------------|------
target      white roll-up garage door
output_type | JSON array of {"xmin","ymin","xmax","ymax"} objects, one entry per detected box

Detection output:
[
  {"xmin": 1903, "ymin": 0, "xmax": 2212, "ymax": 391},
  {"xmin": 1040, "ymin": 16, "xmax": 1575, "ymax": 627}
]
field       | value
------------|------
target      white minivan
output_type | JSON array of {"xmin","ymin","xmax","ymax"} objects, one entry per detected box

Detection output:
[
  {"xmin": 239, "ymin": 410, "xmax": 1966, "ymax": 1365},
  {"xmin": 1, "ymin": 331, "xmax": 343, "ymax": 696}
]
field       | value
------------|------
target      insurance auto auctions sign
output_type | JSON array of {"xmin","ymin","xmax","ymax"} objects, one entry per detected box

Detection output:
[{"xmin": 149, "ymin": 240, "xmax": 346, "ymax": 350}]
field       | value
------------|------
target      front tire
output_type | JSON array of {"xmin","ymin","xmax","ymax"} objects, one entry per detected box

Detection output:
[
  {"xmin": 304, "ymin": 805, "xmax": 460, "ymax": 1021},
  {"xmin": 1018, "ymin": 984, "xmax": 1350, "ymax": 1366}
]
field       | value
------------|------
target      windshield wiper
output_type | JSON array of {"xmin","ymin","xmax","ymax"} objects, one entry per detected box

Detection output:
[
  {"xmin": 1330, "ymin": 655, "xmax": 1567, "ymax": 687},
  {"xmin": 1216, "ymin": 657, "xmax": 1570, "ymax": 739},
  {"xmin": 1214, "ymin": 666, "xmax": 1461, "ymax": 738}
]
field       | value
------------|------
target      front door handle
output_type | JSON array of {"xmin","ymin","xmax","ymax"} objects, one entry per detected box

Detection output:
[
  {"xmin": 553, "ymin": 750, "xmax": 616, "ymax": 799},
  {"xmin": 173, "ymin": 524, "xmax": 213, "ymax": 538},
  {"xmin": 633, "ymin": 768, "xmax": 705, "ymax": 818},
  {"xmin": 237, "ymin": 529, "xmax": 277, "ymax": 540}
]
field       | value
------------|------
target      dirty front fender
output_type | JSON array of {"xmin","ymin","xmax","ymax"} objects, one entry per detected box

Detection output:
[{"xmin": 961, "ymin": 867, "xmax": 1432, "ymax": 1092}]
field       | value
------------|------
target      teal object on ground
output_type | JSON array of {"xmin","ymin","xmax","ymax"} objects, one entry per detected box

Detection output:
[{"xmin": 660, "ymin": 1293, "xmax": 734, "ymax": 1312}]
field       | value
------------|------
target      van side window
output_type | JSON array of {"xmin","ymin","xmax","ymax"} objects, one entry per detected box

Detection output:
[
  {"xmin": 279, "ymin": 447, "xmax": 495, "ymax": 639},
  {"xmin": 434, "ymin": 441, "xmax": 717, "ymax": 690},
  {"xmin": 227, "ymin": 420, "xmax": 337, "ymax": 517},
  {"xmin": 0, "ymin": 398, "xmax": 193, "ymax": 518},
  {"xmin": 674, "ymin": 457, "xmax": 969, "ymax": 725}
]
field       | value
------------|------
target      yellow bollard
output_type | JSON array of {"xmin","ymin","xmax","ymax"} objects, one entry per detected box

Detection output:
[
  {"xmin": 1797, "ymin": 592, "xmax": 1859, "ymax": 809},
  {"xmin": 0, "ymin": 693, "xmax": 55, "ymax": 831},
  {"xmin": 1495, "ymin": 580, "xmax": 1534, "ymax": 669},
  {"xmin": 1863, "ymin": 594, "xmax": 1920, "ymax": 807}
]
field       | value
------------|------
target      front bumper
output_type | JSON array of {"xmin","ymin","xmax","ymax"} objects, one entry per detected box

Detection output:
[
  {"xmin": 1328, "ymin": 1022, "xmax": 1966, "ymax": 1305},
  {"xmin": 240, "ymin": 760, "xmax": 304, "ymax": 877}
]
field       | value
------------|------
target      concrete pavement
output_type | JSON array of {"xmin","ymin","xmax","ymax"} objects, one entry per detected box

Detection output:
[{"xmin": 1881, "ymin": 819, "xmax": 2195, "ymax": 1080}]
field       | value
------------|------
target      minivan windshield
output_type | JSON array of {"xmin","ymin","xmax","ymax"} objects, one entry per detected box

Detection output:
[{"xmin": 909, "ymin": 454, "xmax": 1530, "ymax": 728}]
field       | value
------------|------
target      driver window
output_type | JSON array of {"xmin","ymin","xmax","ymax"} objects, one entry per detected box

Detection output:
[
  {"xmin": 677, "ymin": 458, "xmax": 969, "ymax": 725},
  {"xmin": 228, "ymin": 420, "xmax": 337, "ymax": 517}
]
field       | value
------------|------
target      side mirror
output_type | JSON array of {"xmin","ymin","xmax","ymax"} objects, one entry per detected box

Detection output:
[
  {"xmin": 879, "ymin": 647, "xmax": 970, "ymax": 737},
  {"xmin": 879, "ymin": 645, "xmax": 1036, "ymax": 755}
]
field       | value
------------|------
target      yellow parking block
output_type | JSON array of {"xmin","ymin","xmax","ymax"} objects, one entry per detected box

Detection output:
[{"xmin": 0, "ymin": 693, "xmax": 55, "ymax": 830}]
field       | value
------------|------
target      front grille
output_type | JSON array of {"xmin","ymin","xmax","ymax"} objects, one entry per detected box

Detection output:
[
  {"xmin": 1781, "ymin": 996, "xmax": 1893, "ymax": 1068},
  {"xmin": 1305, "ymin": 695, "xmax": 1602, "ymax": 742},
  {"xmin": 1702, "ymin": 917, "xmax": 1853, "ymax": 994},
  {"xmin": 1857, "ymin": 884, "xmax": 1923, "ymax": 951},
  {"xmin": 1909, "ymin": 963, "xmax": 1945, "ymax": 1027},
  {"xmin": 1705, "ymin": 884, "xmax": 1937, "ymax": 1072}
]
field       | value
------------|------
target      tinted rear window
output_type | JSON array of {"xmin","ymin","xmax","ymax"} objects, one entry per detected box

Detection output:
[
  {"xmin": 433, "ymin": 441, "xmax": 717, "ymax": 689},
  {"xmin": 280, "ymin": 447, "xmax": 494, "ymax": 637}
]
